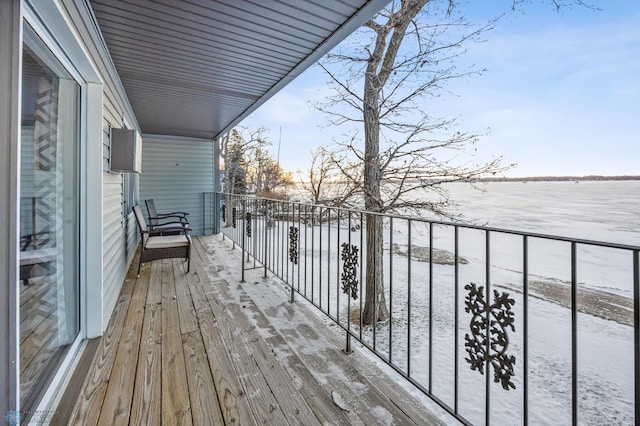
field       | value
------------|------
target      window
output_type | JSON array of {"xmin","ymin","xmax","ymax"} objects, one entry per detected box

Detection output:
[
  {"xmin": 123, "ymin": 171, "xmax": 138, "ymax": 221},
  {"xmin": 19, "ymin": 23, "xmax": 80, "ymax": 420}
]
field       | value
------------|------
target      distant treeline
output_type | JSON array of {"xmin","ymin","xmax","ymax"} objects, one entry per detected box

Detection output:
[{"xmin": 475, "ymin": 175, "xmax": 640, "ymax": 182}]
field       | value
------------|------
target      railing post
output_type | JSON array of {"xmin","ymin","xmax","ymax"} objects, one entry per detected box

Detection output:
[
  {"xmin": 344, "ymin": 330, "xmax": 352, "ymax": 355},
  {"xmin": 523, "ymin": 235, "xmax": 529, "ymax": 426},
  {"xmin": 248, "ymin": 201, "xmax": 255, "ymax": 265},
  {"xmin": 304, "ymin": 204, "xmax": 308, "ymax": 296},
  {"xmin": 263, "ymin": 199, "xmax": 268, "ymax": 279},
  {"xmin": 633, "ymin": 250, "xmax": 640, "ymax": 424},
  {"xmin": 453, "ymin": 224, "xmax": 458, "ymax": 414},
  {"xmin": 311, "ymin": 206, "xmax": 315, "ymax": 303},
  {"xmin": 345, "ymin": 213, "xmax": 352, "ymax": 355},
  {"xmin": 288, "ymin": 218, "xmax": 298, "ymax": 304},
  {"xmin": 341, "ymin": 236, "xmax": 358, "ymax": 355},
  {"xmin": 231, "ymin": 197, "xmax": 236, "ymax": 249},
  {"xmin": 220, "ymin": 193, "xmax": 226, "ymax": 241},
  {"xmin": 336, "ymin": 209, "xmax": 341, "ymax": 322},
  {"xmin": 485, "ymin": 229, "xmax": 491, "ymax": 426},
  {"xmin": 319, "ymin": 207, "xmax": 323, "ymax": 311},
  {"xmin": 359, "ymin": 212, "xmax": 363, "ymax": 342},
  {"xmin": 240, "ymin": 197, "xmax": 245, "ymax": 283},
  {"xmin": 571, "ymin": 242, "xmax": 577, "ymax": 426},
  {"xmin": 428, "ymin": 221, "xmax": 433, "ymax": 393},
  {"xmin": 298, "ymin": 203, "xmax": 302, "ymax": 296},
  {"xmin": 634, "ymin": 249, "xmax": 639, "ymax": 426},
  {"xmin": 388, "ymin": 217, "xmax": 393, "ymax": 364},
  {"xmin": 372, "ymin": 213, "xmax": 377, "ymax": 351},
  {"xmin": 327, "ymin": 208, "xmax": 331, "ymax": 317},
  {"xmin": 408, "ymin": 220, "xmax": 413, "ymax": 377},
  {"xmin": 291, "ymin": 203, "xmax": 295, "ymax": 302}
]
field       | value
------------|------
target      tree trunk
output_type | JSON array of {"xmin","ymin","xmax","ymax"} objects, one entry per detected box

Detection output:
[
  {"xmin": 362, "ymin": 213, "xmax": 387, "ymax": 324},
  {"xmin": 360, "ymin": 1, "xmax": 429, "ymax": 324},
  {"xmin": 361, "ymin": 70, "xmax": 389, "ymax": 325}
]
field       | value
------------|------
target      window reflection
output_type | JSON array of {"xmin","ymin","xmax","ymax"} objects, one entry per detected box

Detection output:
[{"xmin": 19, "ymin": 26, "xmax": 80, "ymax": 418}]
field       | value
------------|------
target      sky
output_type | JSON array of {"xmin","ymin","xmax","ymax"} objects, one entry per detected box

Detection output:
[{"xmin": 240, "ymin": 1, "xmax": 640, "ymax": 178}]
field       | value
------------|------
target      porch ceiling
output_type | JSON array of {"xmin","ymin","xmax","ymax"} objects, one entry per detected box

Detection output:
[{"xmin": 89, "ymin": 0, "xmax": 388, "ymax": 140}]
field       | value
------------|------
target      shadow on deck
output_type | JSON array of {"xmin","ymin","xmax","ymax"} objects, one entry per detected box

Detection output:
[{"xmin": 64, "ymin": 235, "xmax": 448, "ymax": 425}]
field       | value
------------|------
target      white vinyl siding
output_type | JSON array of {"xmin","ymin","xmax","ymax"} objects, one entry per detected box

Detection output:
[
  {"xmin": 140, "ymin": 136, "xmax": 214, "ymax": 236},
  {"xmin": 102, "ymin": 120, "xmax": 110, "ymax": 171}
]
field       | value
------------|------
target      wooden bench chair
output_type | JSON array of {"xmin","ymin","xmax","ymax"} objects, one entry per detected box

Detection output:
[
  {"xmin": 133, "ymin": 205, "xmax": 191, "ymax": 277},
  {"xmin": 19, "ymin": 232, "xmax": 54, "ymax": 285},
  {"xmin": 144, "ymin": 199, "xmax": 190, "ymax": 234}
]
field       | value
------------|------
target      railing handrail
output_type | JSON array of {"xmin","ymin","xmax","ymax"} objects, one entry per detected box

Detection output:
[{"xmin": 214, "ymin": 191, "xmax": 640, "ymax": 251}]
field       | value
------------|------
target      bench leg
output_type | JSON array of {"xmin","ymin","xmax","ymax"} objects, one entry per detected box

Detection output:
[{"xmin": 137, "ymin": 256, "xmax": 143, "ymax": 278}]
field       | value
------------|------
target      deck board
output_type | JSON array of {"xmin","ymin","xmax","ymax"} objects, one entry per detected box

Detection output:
[
  {"xmin": 196, "ymin": 311, "xmax": 256, "ymax": 425},
  {"xmin": 69, "ymin": 234, "xmax": 446, "ymax": 425},
  {"xmin": 187, "ymin": 240, "xmax": 257, "ymax": 425},
  {"xmin": 97, "ymin": 266, "xmax": 148, "ymax": 426},
  {"xmin": 182, "ymin": 330, "xmax": 225, "ymax": 425},
  {"xmin": 69, "ymin": 274, "xmax": 136, "ymax": 425},
  {"xmin": 174, "ymin": 260, "xmax": 199, "ymax": 335},
  {"xmin": 194, "ymin": 252, "xmax": 319, "ymax": 425},
  {"xmin": 130, "ymin": 284, "xmax": 161, "ymax": 426},
  {"xmin": 200, "ymin": 278, "xmax": 289, "ymax": 424},
  {"xmin": 160, "ymin": 259, "xmax": 193, "ymax": 425}
]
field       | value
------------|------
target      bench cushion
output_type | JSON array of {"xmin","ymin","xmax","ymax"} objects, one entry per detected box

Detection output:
[{"xmin": 145, "ymin": 234, "xmax": 190, "ymax": 249}]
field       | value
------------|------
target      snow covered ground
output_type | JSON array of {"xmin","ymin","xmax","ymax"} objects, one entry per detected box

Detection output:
[{"xmin": 224, "ymin": 180, "xmax": 638, "ymax": 425}]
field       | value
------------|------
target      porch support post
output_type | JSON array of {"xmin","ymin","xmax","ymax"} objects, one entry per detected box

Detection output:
[{"xmin": 0, "ymin": 0, "xmax": 22, "ymax": 414}]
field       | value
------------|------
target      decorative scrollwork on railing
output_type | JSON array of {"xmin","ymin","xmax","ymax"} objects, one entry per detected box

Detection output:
[
  {"xmin": 231, "ymin": 207, "xmax": 237, "ymax": 229},
  {"xmin": 288, "ymin": 226, "xmax": 298, "ymax": 265},
  {"xmin": 245, "ymin": 212, "xmax": 252, "ymax": 237},
  {"xmin": 464, "ymin": 282, "xmax": 516, "ymax": 391},
  {"xmin": 341, "ymin": 243, "xmax": 359, "ymax": 300},
  {"xmin": 221, "ymin": 203, "xmax": 226, "ymax": 223}
]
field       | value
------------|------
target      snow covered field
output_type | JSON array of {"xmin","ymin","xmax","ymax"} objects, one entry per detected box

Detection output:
[{"xmin": 224, "ymin": 180, "xmax": 639, "ymax": 425}]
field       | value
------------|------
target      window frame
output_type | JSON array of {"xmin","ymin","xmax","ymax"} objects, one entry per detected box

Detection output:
[{"xmin": 21, "ymin": 0, "xmax": 105, "ymax": 414}]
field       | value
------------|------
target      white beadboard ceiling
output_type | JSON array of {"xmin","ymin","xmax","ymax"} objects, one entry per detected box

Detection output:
[{"xmin": 89, "ymin": 0, "xmax": 388, "ymax": 140}]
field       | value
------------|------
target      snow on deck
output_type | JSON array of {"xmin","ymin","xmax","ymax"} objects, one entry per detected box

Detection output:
[{"xmin": 66, "ymin": 235, "xmax": 448, "ymax": 425}]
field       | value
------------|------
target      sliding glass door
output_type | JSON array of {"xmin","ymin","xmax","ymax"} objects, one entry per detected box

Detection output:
[{"xmin": 19, "ymin": 24, "xmax": 80, "ymax": 418}]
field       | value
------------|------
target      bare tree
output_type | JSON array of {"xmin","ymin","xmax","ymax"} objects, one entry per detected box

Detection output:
[
  {"xmin": 221, "ymin": 127, "xmax": 268, "ymax": 226},
  {"xmin": 222, "ymin": 128, "xmax": 250, "ymax": 196},
  {"xmin": 299, "ymin": 147, "xmax": 333, "ymax": 204},
  {"xmin": 316, "ymin": 0, "xmax": 507, "ymax": 324},
  {"xmin": 317, "ymin": 0, "xmax": 588, "ymax": 324},
  {"xmin": 244, "ymin": 134, "xmax": 293, "ymax": 197},
  {"xmin": 298, "ymin": 146, "xmax": 360, "ymax": 206},
  {"xmin": 223, "ymin": 125, "xmax": 293, "ymax": 209},
  {"xmin": 256, "ymin": 154, "xmax": 281, "ymax": 193}
]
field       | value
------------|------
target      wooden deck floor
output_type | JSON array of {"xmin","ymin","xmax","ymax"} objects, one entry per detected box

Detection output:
[{"xmin": 67, "ymin": 235, "xmax": 446, "ymax": 425}]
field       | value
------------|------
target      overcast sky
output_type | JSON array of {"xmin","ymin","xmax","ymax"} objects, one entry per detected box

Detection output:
[{"xmin": 241, "ymin": 1, "xmax": 640, "ymax": 178}]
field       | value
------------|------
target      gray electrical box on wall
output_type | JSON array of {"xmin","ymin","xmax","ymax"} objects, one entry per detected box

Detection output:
[{"xmin": 110, "ymin": 128, "xmax": 142, "ymax": 173}]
